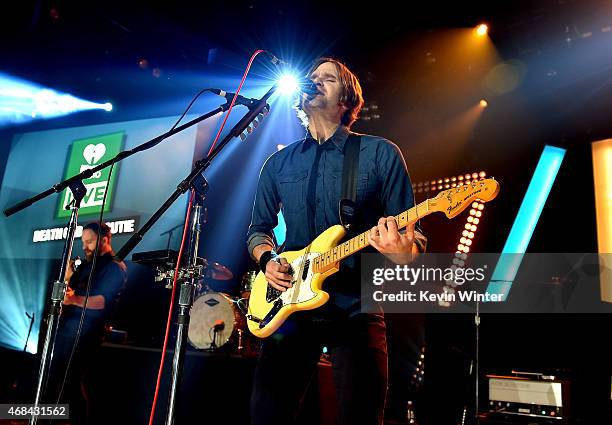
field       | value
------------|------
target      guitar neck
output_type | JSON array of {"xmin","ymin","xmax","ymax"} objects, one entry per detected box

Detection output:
[{"xmin": 312, "ymin": 199, "xmax": 431, "ymax": 273}]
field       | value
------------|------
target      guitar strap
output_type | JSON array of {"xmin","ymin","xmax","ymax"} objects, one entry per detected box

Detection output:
[{"xmin": 339, "ymin": 134, "xmax": 361, "ymax": 229}]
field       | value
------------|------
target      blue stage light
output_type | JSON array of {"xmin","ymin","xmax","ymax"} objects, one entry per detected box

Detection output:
[
  {"xmin": 487, "ymin": 145, "xmax": 566, "ymax": 299},
  {"xmin": 0, "ymin": 73, "xmax": 112, "ymax": 126}
]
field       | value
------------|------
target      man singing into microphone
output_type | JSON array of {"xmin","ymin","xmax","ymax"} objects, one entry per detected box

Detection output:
[{"xmin": 247, "ymin": 57, "xmax": 426, "ymax": 425}]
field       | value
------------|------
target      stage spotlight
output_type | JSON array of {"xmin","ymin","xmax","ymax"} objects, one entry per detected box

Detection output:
[
  {"xmin": 480, "ymin": 99, "xmax": 488, "ymax": 108},
  {"xmin": 103, "ymin": 102, "xmax": 113, "ymax": 111},
  {"xmin": 0, "ymin": 73, "xmax": 113, "ymax": 125},
  {"xmin": 475, "ymin": 23, "xmax": 488, "ymax": 37},
  {"xmin": 277, "ymin": 74, "xmax": 300, "ymax": 95}
]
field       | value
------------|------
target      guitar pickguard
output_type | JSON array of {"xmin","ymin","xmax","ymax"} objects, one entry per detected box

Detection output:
[{"xmin": 277, "ymin": 252, "xmax": 320, "ymax": 305}]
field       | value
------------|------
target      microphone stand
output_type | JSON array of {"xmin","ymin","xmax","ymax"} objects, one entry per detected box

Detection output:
[
  {"xmin": 160, "ymin": 223, "xmax": 185, "ymax": 251},
  {"xmin": 23, "ymin": 312, "xmax": 35, "ymax": 354},
  {"xmin": 474, "ymin": 299, "xmax": 480, "ymax": 425},
  {"xmin": 30, "ymin": 181, "xmax": 86, "ymax": 425},
  {"xmin": 210, "ymin": 329, "xmax": 218, "ymax": 350},
  {"xmin": 112, "ymin": 84, "xmax": 276, "ymax": 425},
  {"xmin": 12, "ymin": 312, "xmax": 36, "ymax": 391},
  {"xmin": 166, "ymin": 190, "xmax": 205, "ymax": 425},
  {"xmin": 210, "ymin": 322, "xmax": 225, "ymax": 350}
]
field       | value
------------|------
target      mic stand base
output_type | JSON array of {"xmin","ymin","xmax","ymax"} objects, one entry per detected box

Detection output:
[{"xmin": 165, "ymin": 278, "xmax": 197, "ymax": 425}]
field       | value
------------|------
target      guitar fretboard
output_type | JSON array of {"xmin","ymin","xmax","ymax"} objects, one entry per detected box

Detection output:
[{"xmin": 312, "ymin": 199, "xmax": 430, "ymax": 273}]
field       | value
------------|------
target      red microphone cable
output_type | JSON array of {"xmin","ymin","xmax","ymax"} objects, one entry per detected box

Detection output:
[
  {"xmin": 147, "ymin": 49, "xmax": 267, "ymax": 425},
  {"xmin": 205, "ymin": 49, "xmax": 266, "ymax": 156}
]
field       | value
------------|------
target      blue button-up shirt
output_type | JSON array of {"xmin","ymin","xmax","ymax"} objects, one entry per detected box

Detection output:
[{"xmin": 247, "ymin": 125, "xmax": 426, "ymax": 312}]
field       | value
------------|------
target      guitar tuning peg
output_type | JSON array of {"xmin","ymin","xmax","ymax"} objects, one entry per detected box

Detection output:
[
  {"xmin": 252, "ymin": 118, "xmax": 259, "ymax": 128},
  {"xmin": 239, "ymin": 132, "xmax": 248, "ymax": 141},
  {"xmin": 247, "ymin": 125, "xmax": 253, "ymax": 134}
]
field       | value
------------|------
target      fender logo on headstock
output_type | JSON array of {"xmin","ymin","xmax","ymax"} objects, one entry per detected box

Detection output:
[{"xmin": 446, "ymin": 201, "xmax": 463, "ymax": 215}]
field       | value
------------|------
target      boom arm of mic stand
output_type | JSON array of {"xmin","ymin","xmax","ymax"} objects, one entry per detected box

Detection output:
[
  {"xmin": 3, "ymin": 104, "xmax": 230, "ymax": 217},
  {"xmin": 115, "ymin": 85, "xmax": 276, "ymax": 261}
]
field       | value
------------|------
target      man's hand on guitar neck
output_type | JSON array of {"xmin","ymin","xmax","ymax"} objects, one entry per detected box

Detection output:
[
  {"xmin": 254, "ymin": 245, "xmax": 293, "ymax": 292},
  {"xmin": 369, "ymin": 216, "xmax": 419, "ymax": 265}
]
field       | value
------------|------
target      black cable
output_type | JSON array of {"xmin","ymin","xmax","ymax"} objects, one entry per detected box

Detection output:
[{"xmin": 167, "ymin": 88, "xmax": 214, "ymax": 133}]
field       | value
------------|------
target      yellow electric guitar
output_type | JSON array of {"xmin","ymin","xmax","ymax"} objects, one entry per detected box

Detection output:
[{"xmin": 246, "ymin": 178, "xmax": 500, "ymax": 338}]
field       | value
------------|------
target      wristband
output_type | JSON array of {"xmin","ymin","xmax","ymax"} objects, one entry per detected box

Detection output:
[{"xmin": 258, "ymin": 250, "xmax": 278, "ymax": 273}]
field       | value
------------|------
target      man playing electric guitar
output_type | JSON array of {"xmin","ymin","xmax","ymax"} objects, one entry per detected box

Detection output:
[{"xmin": 247, "ymin": 57, "xmax": 427, "ymax": 425}]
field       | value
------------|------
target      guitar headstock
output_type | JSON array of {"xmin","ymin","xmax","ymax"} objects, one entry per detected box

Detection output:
[{"xmin": 428, "ymin": 178, "xmax": 500, "ymax": 218}]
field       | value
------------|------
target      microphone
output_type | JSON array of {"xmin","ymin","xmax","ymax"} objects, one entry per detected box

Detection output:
[
  {"xmin": 268, "ymin": 53, "xmax": 289, "ymax": 66},
  {"xmin": 68, "ymin": 256, "xmax": 81, "ymax": 272},
  {"xmin": 299, "ymin": 81, "xmax": 320, "ymax": 97},
  {"xmin": 209, "ymin": 89, "xmax": 257, "ymax": 108},
  {"xmin": 262, "ymin": 52, "xmax": 318, "ymax": 97},
  {"xmin": 212, "ymin": 320, "xmax": 225, "ymax": 331}
]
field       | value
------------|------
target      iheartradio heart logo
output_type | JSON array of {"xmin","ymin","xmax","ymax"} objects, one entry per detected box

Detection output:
[{"xmin": 83, "ymin": 143, "xmax": 106, "ymax": 165}]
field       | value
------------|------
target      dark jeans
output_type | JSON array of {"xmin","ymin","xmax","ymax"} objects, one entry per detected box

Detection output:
[
  {"xmin": 250, "ymin": 312, "xmax": 388, "ymax": 425},
  {"xmin": 46, "ymin": 319, "xmax": 102, "ymax": 425}
]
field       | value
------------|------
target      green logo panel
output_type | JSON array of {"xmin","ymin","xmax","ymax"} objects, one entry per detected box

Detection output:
[{"xmin": 56, "ymin": 132, "xmax": 124, "ymax": 218}]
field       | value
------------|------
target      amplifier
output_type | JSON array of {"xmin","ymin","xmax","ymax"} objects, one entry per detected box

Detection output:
[{"xmin": 487, "ymin": 374, "xmax": 569, "ymax": 422}]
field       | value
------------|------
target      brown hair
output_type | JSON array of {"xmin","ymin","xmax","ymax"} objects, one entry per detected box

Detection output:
[
  {"xmin": 298, "ymin": 57, "xmax": 364, "ymax": 128},
  {"xmin": 83, "ymin": 221, "xmax": 112, "ymax": 238}
]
